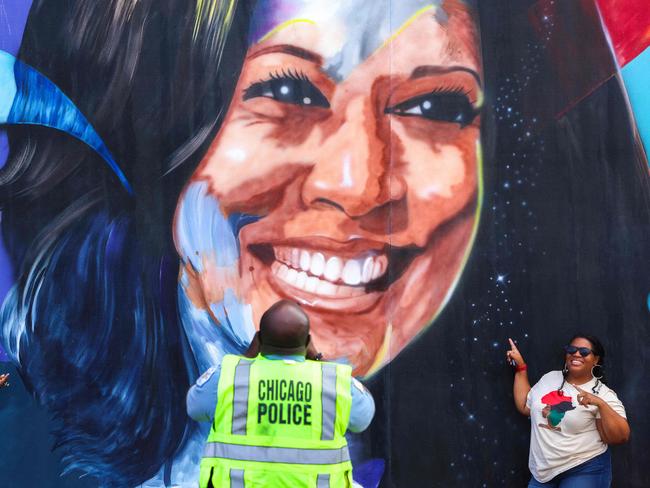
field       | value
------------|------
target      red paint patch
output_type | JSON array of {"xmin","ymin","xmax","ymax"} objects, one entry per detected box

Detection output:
[{"xmin": 595, "ymin": 0, "xmax": 650, "ymax": 67}]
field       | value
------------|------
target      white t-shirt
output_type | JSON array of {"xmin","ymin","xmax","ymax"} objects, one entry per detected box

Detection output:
[{"xmin": 526, "ymin": 371, "xmax": 626, "ymax": 482}]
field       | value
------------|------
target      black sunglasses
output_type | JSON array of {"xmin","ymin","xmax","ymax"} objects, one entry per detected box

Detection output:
[{"xmin": 563, "ymin": 345, "xmax": 593, "ymax": 357}]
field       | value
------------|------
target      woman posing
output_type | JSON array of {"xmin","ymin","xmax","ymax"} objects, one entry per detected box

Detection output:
[{"xmin": 507, "ymin": 335, "xmax": 630, "ymax": 487}]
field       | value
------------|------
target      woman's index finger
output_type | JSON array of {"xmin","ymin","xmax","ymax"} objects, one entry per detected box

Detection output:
[{"xmin": 508, "ymin": 338, "xmax": 518, "ymax": 350}]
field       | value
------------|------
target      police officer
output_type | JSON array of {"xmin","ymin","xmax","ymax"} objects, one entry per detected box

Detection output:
[{"xmin": 187, "ymin": 300, "xmax": 375, "ymax": 488}]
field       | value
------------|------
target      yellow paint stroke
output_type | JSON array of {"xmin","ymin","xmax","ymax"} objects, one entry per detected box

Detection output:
[
  {"xmin": 193, "ymin": 0, "xmax": 237, "ymax": 40},
  {"xmin": 365, "ymin": 323, "xmax": 392, "ymax": 378},
  {"xmin": 381, "ymin": 4, "xmax": 436, "ymax": 50},
  {"xmin": 474, "ymin": 89, "xmax": 485, "ymax": 110},
  {"xmin": 258, "ymin": 18, "xmax": 317, "ymax": 44}
]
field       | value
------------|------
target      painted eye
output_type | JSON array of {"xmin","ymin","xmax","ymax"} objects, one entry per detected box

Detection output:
[
  {"xmin": 243, "ymin": 75, "xmax": 329, "ymax": 108},
  {"xmin": 386, "ymin": 92, "xmax": 477, "ymax": 126}
]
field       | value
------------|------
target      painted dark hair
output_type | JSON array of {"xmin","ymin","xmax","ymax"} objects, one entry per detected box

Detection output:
[
  {"xmin": 0, "ymin": 0, "xmax": 252, "ymax": 484},
  {"xmin": 558, "ymin": 333, "xmax": 607, "ymax": 394}
]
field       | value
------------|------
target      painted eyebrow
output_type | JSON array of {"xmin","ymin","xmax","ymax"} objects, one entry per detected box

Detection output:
[
  {"xmin": 410, "ymin": 66, "xmax": 482, "ymax": 87},
  {"xmin": 247, "ymin": 44, "xmax": 323, "ymax": 65}
]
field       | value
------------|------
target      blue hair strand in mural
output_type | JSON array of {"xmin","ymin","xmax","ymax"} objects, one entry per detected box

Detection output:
[{"xmin": 0, "ymin": 50, "xmax": 133, "ymax": 194}]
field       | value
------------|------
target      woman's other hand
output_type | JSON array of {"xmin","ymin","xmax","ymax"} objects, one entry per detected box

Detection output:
[
  {"xmin": 506, "ymin": 338, "xmax": 526, "ymax": 368},
  {"xmin": 573, "ymin": 383, "xmax": 631, "ymax": 444},
  {"xmin": 572, "ymin": 384, "xmax": 604, "ymax": 408}
]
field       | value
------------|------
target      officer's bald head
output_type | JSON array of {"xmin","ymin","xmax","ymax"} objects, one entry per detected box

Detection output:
[{"xmin": 259, "ymin": 300, "xmax": 311, "ymax": 356}]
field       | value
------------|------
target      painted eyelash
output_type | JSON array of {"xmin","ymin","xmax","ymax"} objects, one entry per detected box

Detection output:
[
  {"xmin": 243, "ymin": 68, "xmax": 312, "ymax": 100},
  {"xmin": 251, "ymin": 68, "xmax": 310, "ymax": 86},
  {"xmin": 428, "ymin": 84, "xmax": 472, "ymax": 99},
  {"xmin": 269, "ymin": 68, "xmax": 310, "ymax": 82}
]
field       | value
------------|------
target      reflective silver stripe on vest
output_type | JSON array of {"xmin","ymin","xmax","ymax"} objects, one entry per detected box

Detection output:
[
  {"xmin": 230, "ymin": 468, "xmax": 244, "ymax": 488},
  {"xmin": 316, "ymin": 473, "xmax": 330, "ymax": 488},
  {"xmin": 321, "ymin": 363, "xmax": 337, "ymax": 441},
  {"xmin": 232, "ymin": 359, "xmax": 252, "ymax": 435},
  {"xmin": 203, "ymin": 442, "xmax": 350, "ymax": 465}
]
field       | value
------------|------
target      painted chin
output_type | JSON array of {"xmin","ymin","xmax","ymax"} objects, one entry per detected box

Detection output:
[{"xmin": 245, "ymin": 240, "xmax": 421, "ymax": 313}]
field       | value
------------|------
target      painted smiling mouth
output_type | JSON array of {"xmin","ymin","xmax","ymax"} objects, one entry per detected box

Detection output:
[
  {"xmin": 249, "ymin": 242, "xmax": 420, "ymax": 300},
  {"xmin": 570, "ymin": 359, "xmax": 584, "ymax": 366}
]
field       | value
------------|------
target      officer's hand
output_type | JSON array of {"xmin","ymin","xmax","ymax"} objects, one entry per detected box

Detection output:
[
  {"xmin": 306, "ymin": 336, "xmax": 323, "ymax": 361},
  {"xmin": 244, "ymin": 332, "xmax": 261, "ymax": 358},
  {"xmin": 0, "ymin": 373, "xmax": 9, "ymax": 388}
]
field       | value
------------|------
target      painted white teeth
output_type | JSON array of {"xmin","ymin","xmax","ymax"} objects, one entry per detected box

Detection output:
[
  {"xmin": 305, "ymin": 276, "xmax": 319, "ymax": 293},
  {"xmin": 296, "ymin": 271, "xmax": 307, "ymax": 288},
  {"xmin": 324, "ymin": 256, "xmax": 342, "ymax": 282},
  {"xmin": 299, "ymin": 250, "xmax": 310, "ymax": 271},
  {"xmin": 362, "ymin": 256, "xmax": 374, "ymax": 283},
  {"xmin": 371, "ymin": 260, "xmax": 383, "ymax": 280},
  {"xmin": 342, "ymin": 259, "xmax": 361, "ymax": 286},
  {"xmin": 316, "ymin": 280, "xmax": 337, "ymax": 296},
  {"xmin": 286, "ymin": 267, "xmax": 298, "ymax": 285},
  {"xmin": 271, "ymin": 247, "xmax": 389, "ymax": 294},
  {"xmin": 273, "ymin": 260, "xmax": 372, "ymax": 298},
  {"xmin": 310, "ymin": 252, "xmax": 325, "ymax": 276},
  {"xmin": 291, "ymin": 248, "xmax": 300, "ymax": 267}
]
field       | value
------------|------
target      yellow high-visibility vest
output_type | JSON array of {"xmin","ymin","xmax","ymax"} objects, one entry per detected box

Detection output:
[{"xmin": 200, "ymin": 354, "xmax": 353, "ymax": 488}]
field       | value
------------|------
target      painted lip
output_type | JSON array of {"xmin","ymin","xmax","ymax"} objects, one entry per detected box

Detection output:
[
  {"xmin": 569, "ymin": 358, "xmax": 585, "ymax": 367},
  {"xmin": 248, "ymin": 237, "xmax": 421, "ymax": 312}
]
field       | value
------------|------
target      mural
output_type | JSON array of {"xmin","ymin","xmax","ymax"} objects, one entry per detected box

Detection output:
[{"xmin": 0, "ymin": 0, "xmax": 649, "ymax": 486}]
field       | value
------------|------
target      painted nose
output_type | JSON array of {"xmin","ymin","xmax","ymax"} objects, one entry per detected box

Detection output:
[{"xmin": 301, "ymin": 96, "xmax": 405, "ymax": 217}]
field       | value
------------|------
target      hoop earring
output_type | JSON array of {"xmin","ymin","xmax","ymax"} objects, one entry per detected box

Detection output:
[{"xmin": 591, "ymin": 364, "xmax": 604, "ymax": 380}]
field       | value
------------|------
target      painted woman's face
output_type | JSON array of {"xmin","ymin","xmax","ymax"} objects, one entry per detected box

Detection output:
[{"xmin": 175, "ymin": 1, "xmax": 483, "ymax": 375}]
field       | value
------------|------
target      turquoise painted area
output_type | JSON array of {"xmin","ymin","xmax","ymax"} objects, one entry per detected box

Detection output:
[
  {"xmin": 0, "ymin": 52, "xmax": 17, "ymax": 120},
  {"xmin": 621, "ymin": 46, "xmax": 650, "ymax": 165}
]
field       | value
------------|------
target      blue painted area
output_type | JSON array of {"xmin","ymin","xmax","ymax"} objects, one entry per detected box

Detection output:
[
  {"xmin": 0, "ymin": 365, "xmax": 95, "ymax": 487},
  {"xmin": 209, "ymin": 289, "xmax": 256, "ymax": 351},
  {"xmin": 228, "ymin": 212, "xmax": 261, "ymax": 249},
  {"xmin": 353, "ymin": 458, "xmax": 385, "ymax": 488},
  {"xmin": 0, "ymin": 51, "xmax": 133, "ymax": 193},
  {"xmin": 621, "ymin": 46, "xmax": 650, "ymax": 165},
  {"xmin": 0, "ymin": 0, "xmax": 33, "ymax": 362},
  {"xmin": 175, "ymin": 181, "xmax": 241, "ymax": 271}
]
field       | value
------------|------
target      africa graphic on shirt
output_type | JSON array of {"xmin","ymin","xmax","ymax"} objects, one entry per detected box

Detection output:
[{"xmin": 538, "ymin": 390, "xmax": 575, "ymax": 432}]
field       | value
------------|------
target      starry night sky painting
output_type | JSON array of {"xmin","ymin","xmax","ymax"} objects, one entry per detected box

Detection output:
[{"xmin": 1, "ymin": 1, "xmax": 649, "ymax": 487}]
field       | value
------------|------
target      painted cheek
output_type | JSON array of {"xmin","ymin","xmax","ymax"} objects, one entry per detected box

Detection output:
[
  {"xmin": 196, "ymin": 124, "xmax": 287, "ymax": 200},
  {"xmin": 196, "ymin": 125, "xmax": 259, "ymax": 195},
  {"xmin": 393, "ymin": 119, "xmax": 468, "ymax": 200},
  {"xmin": 196, "ymin": 120, "xmax": 327, "ymax": 215},
  {"xmin": 388, "ymin": 126, "xmax": 477, "ymax": 247}
]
